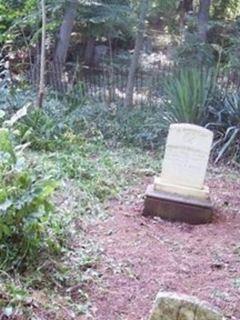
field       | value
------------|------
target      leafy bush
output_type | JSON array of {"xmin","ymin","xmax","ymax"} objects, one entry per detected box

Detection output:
[
  {"xmin": 0, "ymin": 129, "xmax": 58, "ymax": 270},
  {"xmin": 177, "ymin": 18, "xmax": 240, "ymax": 70},
  {"xmin": 61, "ymin": 82, "xmax": 88, "ymax": 114},
  {"xmin": 14, "ymin": 90, "xmax": 99, "ymax": 151},
  {"xmin": 148, "ymin": 0, "xmax": 179, "ymax": 32},
  {"xmin": 16, "ymin": 108, "xmax": 66, "ymax": 151},
  {"xmin": 223, "ymin": 19, "xmax": 240, "ymax": 70},
  {"xmin": 175, "ymin": 32, "xmax": 216, "ymax": 68},
  {"xmin": 208, "ymin": 92, "xmax": 240, "ymax": 163},
  {"xmin": 163, "ymin": 68, "xmax": 216, "ymax": 125},
  {"xmin": 0, "ymin": 84, "xmax": 166, "ymax": 150},
  {"xmin": 0, "ymin": 82, "xmax": 35, "ymax": 115}
]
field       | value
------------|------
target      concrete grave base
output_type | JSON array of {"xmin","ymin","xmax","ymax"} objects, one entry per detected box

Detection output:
[{"xmin": 143, "ymin": 185, "xmax": 213, "ymax": 225}]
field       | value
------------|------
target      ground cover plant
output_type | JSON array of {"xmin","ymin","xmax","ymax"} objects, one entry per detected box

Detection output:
[{"xmin": 0, "ymin": 117, "xmax": 163, "ymax": 318}]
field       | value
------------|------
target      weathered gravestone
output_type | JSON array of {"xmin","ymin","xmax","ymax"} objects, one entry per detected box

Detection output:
[
  {"xmin": 143, "ymin": 124, "xmax": 214, "ymax": 224},
  {"xmin": 148, "ymin": 292, "xmax": 225, "ymax": 320}
]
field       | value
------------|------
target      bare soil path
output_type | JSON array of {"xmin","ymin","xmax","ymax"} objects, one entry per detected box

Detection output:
[{"xmin": 87, "ymin": 171, "xmax": 240, "ymax": 320}]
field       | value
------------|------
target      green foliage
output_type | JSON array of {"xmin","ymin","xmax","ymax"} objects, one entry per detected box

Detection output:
[
  {"xmin": 0, "ymin": 128, "xmax": 16, "ymax": 161},
  {"xmin": 209, "ymin": 92, "xmax": 240, "ymax": 163},
  {"xmin": 175, "ymin": 32, "xmax": 216, "ymax": 67},
  {"xmin": 16, "ymin": 108, "xmax": 66, "ymax": 151},
  {"xmin": 62, "ymin": 82, "xmax": 88, "ymax": 114},
  {"xmin": 78, "ymin": 0, "xmax": 135, "ymax": 40},
  {"xmin": 223, "ymin": 19, "xmax": 240, "ymax": 69},
  {"xmin": 0, "ymin": 0, "xmax": 66, "ymax": 47},
  {"xmin": 212, "ymin": 0, "xmax": 240, "ymax": 20},
  {"xmin": 0, "ymin": 85, "xmax": 34, "ymax": 115},
  {"xmin": 52, "ymin": 149, "xmax": 118, "ymax": 203},
  {"xmin": 73, "ymin": 103, "xmax": 166, "ymax": 149},
  {"xmin": 148, "ymin": 0, "xmax": 179, "ymax": 30},
  {"xmin": 178, "ymin": 13, "xmax": 240, "ymax": 69},
  {"xmin": 163, "ymin": 68, "xmax": 216, "ymax": 125},
  {"xmin": 0, "ymin": 136, "xmax": 162, "ymax": 318},
  {"xmin": 0, "ymin": 0, "xmax": 38, "ymax": 44},
  {"xmin": 0, "ymin": 87, "xmax": 98, "ymax": 152},
  {"xmin": 0, "ymin": 129, "xmax": 58, "ymax": 270}
]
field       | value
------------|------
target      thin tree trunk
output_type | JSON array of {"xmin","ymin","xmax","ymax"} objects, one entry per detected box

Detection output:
[
  {"xmin": 37, "ymin": 0, "xmax": 46, "ymax": 108},
  {"xmin": 54, "ymin": 0, "xmax": 78, "ymax": 65},
  {"xmin": 84, "ymin": 37, "xmax": 95, "ymax": 66},
  {"xmin": 178, "ymin": 0, "xmax": 193, "ymax": 41},
  {"xmin": 108, "ymin": 35, "xmax": 114, "ymax": 103},
  {"xmin": 198, "ymin": 0, "xmax": 211, "ymax": 42},
  {"xmin": 124, "ymin": 0, "xmax": 148, "ymax": 108},
  {"xmin": 184, "ymin": 0, "xmax": 193, "ymax": 12}
]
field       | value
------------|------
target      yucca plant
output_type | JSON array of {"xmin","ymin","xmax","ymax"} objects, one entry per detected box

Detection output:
[
  {"xmin": 208, "ymin": 92, "xmax": 240, "ymax": 163},
  {"xmin": 163, "ymin": 68, "xmax": 217, "ymax": 125}
]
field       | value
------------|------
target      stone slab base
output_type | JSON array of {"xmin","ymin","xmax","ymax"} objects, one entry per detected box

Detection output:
[{"xmin": 143, "ymin": 185, "xmax": 213, "ymax": 225}]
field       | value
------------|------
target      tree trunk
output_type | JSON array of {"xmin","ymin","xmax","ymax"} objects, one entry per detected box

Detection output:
[
  {"xmin": 178, "ymin": 0, "xmax": 193, "ymax": 38},
  {"xmin": 37, "ymin": 0, "xmax": 46, "ymax": 108},
  {"xmin": 84, "ymin": 37, "xmax": 95, "ymax": 66},
  {"xmin": 124, "ymin": 0, "xmax": 149, "ymax": 108},
  {"xmin": 54, "ymin": 0, "xmax": 78, "ymax": 65},
  {"xmin": 198, "ymin": 0, "xmax": 211, "ymax": 42},
  {"xmin": 183, "ymin": 0, "xmax": 193, "ymax": 12}
]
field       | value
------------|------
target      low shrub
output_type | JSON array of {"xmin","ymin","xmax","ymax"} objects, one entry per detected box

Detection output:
[
  {"xmin": 16, "ymin": 108, "xmax": 67, "ymax": 151},
  {"xmin": 208, "ymin": 92, "xmax": 240, "ymax": 163},
  {"xmin": 0, "ymin": 82, "xmax": 35, "ymax": 116},
  {"xmin": 0, "ymin": 129, "xmax": 58, "ymax": 270},
  {"xmin": 0, "ymin": 83, "xmax": 167, "ymax": 151},
  {"xmin": 73, "ymin": 103, "xmax": 166, "ymax": 149},
  {"xmin": 175, "ymin": 32, "xmax": 216, "ymax": 68},
  {"xmin": 49, "ymin": 146, "xmax": 118, "ymax": 203}
]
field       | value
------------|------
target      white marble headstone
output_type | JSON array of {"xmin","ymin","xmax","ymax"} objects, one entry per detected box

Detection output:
[{"xmin": 154, "ymin": 124, "xmax": 213, "ymax": 199}]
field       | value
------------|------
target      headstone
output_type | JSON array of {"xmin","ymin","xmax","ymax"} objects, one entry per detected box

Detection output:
[
  {"xmin": 155, "ymin": 123, "xmax": 213, "ymax": 199},
  {"xmin": 148, "ymin": 292, "xmax": 225, "ymax": 320},
  {"xmin": 143, "ymin": 124, "xmax": 214, "ymax": 224}
]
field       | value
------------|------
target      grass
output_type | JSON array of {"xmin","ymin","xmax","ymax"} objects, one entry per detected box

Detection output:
[{"xmin": 0, "ymin": 138, "xmax": 162, "ymax": 319}]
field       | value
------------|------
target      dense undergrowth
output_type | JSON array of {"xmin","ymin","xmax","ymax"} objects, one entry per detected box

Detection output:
[
  {"xmin": 0, "ymin": 129, "xmax": 58, "ymax": 271},
  {"xmin": 0, "ymin": 107, "xmax": 162, "ymax": 318},
  {"xmin": 3, "ymin": 73, "xmax": 240, "ymax": 164}
]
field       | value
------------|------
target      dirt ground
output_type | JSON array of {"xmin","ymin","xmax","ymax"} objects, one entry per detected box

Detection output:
[{"xmin": 87, "ymin": 170, "xmax": 240, "ymax": 320}]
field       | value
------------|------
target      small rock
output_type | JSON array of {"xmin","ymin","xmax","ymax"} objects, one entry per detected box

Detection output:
[{"xmin": 148, "ymin": 291, "xmax": 225, "ymax": 320}]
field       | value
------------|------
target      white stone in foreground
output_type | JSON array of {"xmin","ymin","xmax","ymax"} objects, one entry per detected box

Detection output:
[
  {"xmin": 148, "ymin": 292, "xmax": 225, "ymax": 320},
  {"xmin": 154, "ymin": 124, "xmax": 213, "ymax": 199}
]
